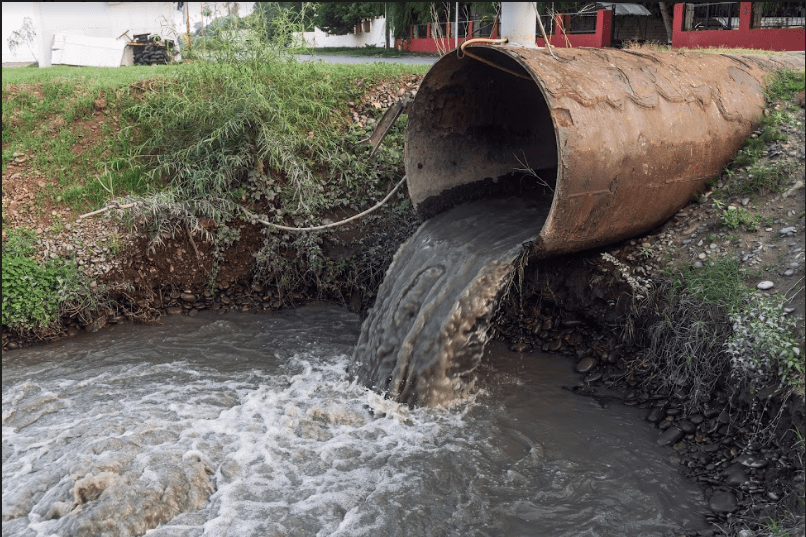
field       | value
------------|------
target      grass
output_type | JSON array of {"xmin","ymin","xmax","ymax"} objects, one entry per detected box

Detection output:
[
  {"xmin": 2, "ymin": 55, "xmax": 426, "ymax": 217},
  {"xmin": 1, "ymin": 64, "xmax": 185, "ymax": 88},
  {"xmin": 298, "ymin": 46, "xmax": 435, "ymax": 58},
  {"xmin": 624, "ymin": 42, "xmax": 795, "ymax": 55},
  {"xmin": 2, "ymin": 65, "xmax": 191, "ymax": 214},
  {"xmin": 714, "ymin": 68, "xmax": 805, "ymax": 200}
]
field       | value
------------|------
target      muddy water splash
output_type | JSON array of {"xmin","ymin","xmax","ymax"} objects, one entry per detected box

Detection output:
[
  {"xmin": 350, "ymin": 197, "xmax": 548, "ymax": 405},
  {"xmin": 3, "ymin": 309, "xmax": 707, "ymax": 536}
]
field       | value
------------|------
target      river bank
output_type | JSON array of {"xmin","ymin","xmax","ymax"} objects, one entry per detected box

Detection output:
[{"xmin": 3, "ymin": 59, "xmax": 804, "ymax": 535}]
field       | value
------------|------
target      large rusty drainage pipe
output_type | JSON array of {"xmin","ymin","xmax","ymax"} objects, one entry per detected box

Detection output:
[{"xmin": 405, "ymin": 46, "xmax": 803, "ymax": 258}]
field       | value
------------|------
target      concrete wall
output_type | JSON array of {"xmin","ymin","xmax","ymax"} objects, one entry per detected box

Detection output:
[{"xmin": 298, "ymin": 17, "xmax": 390, "ymax": 48}]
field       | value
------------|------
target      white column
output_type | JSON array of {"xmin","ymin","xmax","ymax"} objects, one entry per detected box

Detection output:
[{"xmin": 500, "ymin": 2, "xmax": 537, "ymax": 48}]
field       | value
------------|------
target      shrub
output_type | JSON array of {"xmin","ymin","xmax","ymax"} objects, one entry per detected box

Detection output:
[
  {"xmin": 727, "ymin": 293, "xmax": 803, "ymax": 387},
  {"xmin": 2, "ymin": 255, "xmax": 63, "ymax": 331}
]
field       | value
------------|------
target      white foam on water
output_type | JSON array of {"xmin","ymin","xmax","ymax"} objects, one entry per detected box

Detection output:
[{"xmin": 2, "ymin": 346, "xmax": 474, "ymax": 537}]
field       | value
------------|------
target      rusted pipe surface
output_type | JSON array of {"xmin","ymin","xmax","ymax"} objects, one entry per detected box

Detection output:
[{"xmin": 404, "ymin": 47, "xmax": 803, "ymax": 258}]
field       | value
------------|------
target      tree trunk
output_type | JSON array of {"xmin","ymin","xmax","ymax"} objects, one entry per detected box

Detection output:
[{"xmin": 659, "ymin": 2, "xmax": 673, "ymax": 45}]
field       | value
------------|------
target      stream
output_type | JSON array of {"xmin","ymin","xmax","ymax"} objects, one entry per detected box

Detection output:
[{"xmin": 3, "ymin": 306, "xmax": 707, "ymax": 536}]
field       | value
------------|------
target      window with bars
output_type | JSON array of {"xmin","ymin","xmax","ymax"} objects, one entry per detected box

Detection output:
[
  {"xmin": 683, "ymin": 2, "xmax": 740, "ymax": 31},
  {"xmin": 751, "ymin": 2, "xmax": 805, "ymax": 29}
]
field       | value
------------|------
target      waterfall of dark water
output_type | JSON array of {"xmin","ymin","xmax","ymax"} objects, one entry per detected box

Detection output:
[{"xmin": 350, "ymin": 197, "xmax": 549, "ymax": 406}]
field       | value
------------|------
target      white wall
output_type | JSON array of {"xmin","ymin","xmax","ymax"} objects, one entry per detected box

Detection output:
[
  {"xmin": 299, "ymin": 16, "xmax": 390, "ymax": 48},
  {"xmin": 1, "ymin": 2, "xmax": 257, "ymax": 66}
]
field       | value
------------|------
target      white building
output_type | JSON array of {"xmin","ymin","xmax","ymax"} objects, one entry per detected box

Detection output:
[
  {"xmin": 299, "ymin": 16, "xmax": 392, "ymax": 49},
  {"xmin": 2, "ymin": 2, "xmax": 255, "ymax": 67}
]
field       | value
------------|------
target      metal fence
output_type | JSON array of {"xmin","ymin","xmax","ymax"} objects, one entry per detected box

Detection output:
[
  {"xmin": 751, "ymin": 1, "xmax": 805, "ymax": 28},
  {"xmin": 430, "ymin": 21, "xmax": 449, "ymax": 38},
  {"xmin": 536, "ymin": 11, "xmax": 597, "ymax": 37},
  {"xmin": 411, "ymin": 24, "xmax": 428, "ymax": 39},
  {"xmin": 466, "ymin": 18, "xmax": 497, "ymax": 38},
  {"xmin": 566, "ymin": 12, "xmax": 598, "ymax": 34},
  {"xmin": 684, "ymin": 2, "xmax": 740, "ymax": 30},
  {"xmin": 537, "ymin": 14, "xmax": 556, "ymax": 36}
]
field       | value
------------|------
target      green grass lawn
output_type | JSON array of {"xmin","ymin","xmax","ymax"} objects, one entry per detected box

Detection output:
[{"xmin": 1, "ymin": 63, "xmax": 187, "ymax": 88}]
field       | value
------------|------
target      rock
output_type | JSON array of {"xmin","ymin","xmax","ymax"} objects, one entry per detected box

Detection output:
[
  {"xmin": 547, "ymin": 338, "xmax": 563, "ymax": 352},
  {"xmin": 723, "ymin": 464, "xmax": 747, "ymax": 487},
  {"xmin": 584, "ymin": 371, "xmax": 602, "ymax": 383},
  {"xmin": 181, "ymin": 292, "xmax": 196, "ymax": 302},
  {"xmin": 756, "ymin": 280, "xmax": 774, "ymax": 290},
  {"xmin": 708, "ymin": 490, "xmax": 738, "ymax": 513},
  {"xmin": 736, "ymin": 455, "xmax": 768, "ymax": 469},
  {"xmin": 575, "ymin": 356, "xmax": 597, "ymax": 373},
  {"xmin": 779, "ymin": 226, "xmax": 796, "ymax": 235},
  {"xmin": 645, "ymin": 407, "xmax": 666, "ymax": 424},
  {"xmin": 188, "ymin": 308, "xmax": 199, "ymax": 317},
  {"xmin": 657, "ymin": 427, "xmax": 684, "ymax": 446},
  {"xmin": 509, "ymin": 341, "xmax": 531, "ymax": 353},
  {"xmin": 678, "ymin": 420, "xmax": 696, "ymax": 434},
  {"xmin": 166, "ymin": 306, "xmax": 183, "ymax": 315},
  {"xmin": 605, "ymin": 348, "xmax": 621, "ymax": 364}
]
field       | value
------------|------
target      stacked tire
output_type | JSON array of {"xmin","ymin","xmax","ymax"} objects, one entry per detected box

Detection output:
[{"xmin": 134, "ymin": 44, "xmax": 169, "ymax": 65}]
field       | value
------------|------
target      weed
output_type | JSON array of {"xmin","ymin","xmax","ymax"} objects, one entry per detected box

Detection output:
[
  {"xmin": 726, "ymin": 161, "xmax": 795, "ymax": 198},
  {"xmin": 733, "ymin": 136, "xmax": 764, "ymax": 168},
  {"xmin": 765, "ymin": 67, "xmax": 806, "ymax": 103},
  {"xmin": 108, "ymin": 233, "xmax": 121, "ymax": 255},
  {"xmin": 728, "ymin": 292, "xmax": 803, "ymax": 387},
  {"xmin": 721, "ymin": 207, "xmax": 761, "ymax": 232},
  {"xmin": 51, "ymin": 214, "xmax": 64, "ymax": 234},
  {"xmin": 2, "ymin": 227, "xmax": 37, "ymax": 257}
]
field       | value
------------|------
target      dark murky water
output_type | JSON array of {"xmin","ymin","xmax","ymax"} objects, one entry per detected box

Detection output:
[
  {"xmin": 351, "ymin": 198, "xmax": 550, "ymax": 405},
  {"xmin": 3, "ymin": 307, "xmax": 706, "ymax": 536}
]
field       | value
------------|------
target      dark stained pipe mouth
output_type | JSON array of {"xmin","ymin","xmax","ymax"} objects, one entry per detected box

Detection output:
[{"xmin": 405, "ymin": 47, "xmax": 558, "ymax": 220}]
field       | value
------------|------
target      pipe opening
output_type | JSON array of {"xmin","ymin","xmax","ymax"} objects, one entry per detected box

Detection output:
[{"xmin": 405, "ymin": 47, "xmax": 558, "ymax": 219}]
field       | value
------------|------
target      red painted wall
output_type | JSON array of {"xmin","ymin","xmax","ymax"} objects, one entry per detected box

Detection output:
[
  {"xmin": 672, "ymin": 2, "xmax": 805, "ymax": 51},
  {"xmin": 537, "ymin": 11, "xmax": 612, "ymax": 48}
]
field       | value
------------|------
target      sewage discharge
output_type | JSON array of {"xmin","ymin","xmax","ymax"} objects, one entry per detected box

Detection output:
[
  {"xmin": 350, "ymin": 45, "xmax": 796, "ymax": 405},
  {"xmin": 351, "ymin": 197, "xmax": 548, "ymax": 406}
]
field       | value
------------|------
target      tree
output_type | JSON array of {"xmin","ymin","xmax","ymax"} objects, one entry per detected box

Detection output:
[
  {"xmin": 312, "ymin": 2, "xmax": 384, "ymax": 35},
  {"xmin": 7, "ymin": 17, "xmax": 38, "ymax": 62}
]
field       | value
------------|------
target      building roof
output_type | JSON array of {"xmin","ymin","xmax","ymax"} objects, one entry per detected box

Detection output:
[{"xmin": 596, "ymin": 3, "xmax": 653, "ymax": 17}]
